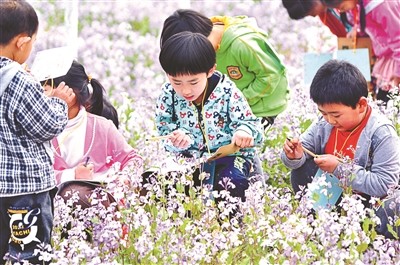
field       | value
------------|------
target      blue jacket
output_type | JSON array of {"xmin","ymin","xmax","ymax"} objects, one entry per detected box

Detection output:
[{"xmin": 281, "ymin": 107, "xmax": 400, "ymax": 198}]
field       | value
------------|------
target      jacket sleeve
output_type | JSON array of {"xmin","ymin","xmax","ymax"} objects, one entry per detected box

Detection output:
[
  {"xmin": 370, "ymin": 3, "xmax": 400, "ymax": 78},
  {"xmin": 16, "ymin": 77, "xmax": 68, "ymax": 142},
  {"xmin": 105, "ymin": 120, "xmax": 143, "ymax": 173},
  {"xmin": 280, "ymin": 119, "xmax": 321, "ymax": 169},
  {"xmin": 155, "ymin": 83, "xmax": 195, "ymax": 153},
  {"xmin": 231, "ymin": 35, "xmax": 288, "ymax": 107},
  {"xmin": 227, "ymin": 85, "xmax": 263, "ymax": 145},
  {"xmin": 337, "ymin": 125, "xmax": 400, "ymax": 198}
]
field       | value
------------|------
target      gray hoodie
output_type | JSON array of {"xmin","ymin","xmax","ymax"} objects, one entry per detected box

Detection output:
[
  {"xmin": 281, "ymin": 108, "xmax": 400, "ymax": 198},
  {"xmin": 0, "ymin": 61, "xmax": 21, "ymax": 96}
]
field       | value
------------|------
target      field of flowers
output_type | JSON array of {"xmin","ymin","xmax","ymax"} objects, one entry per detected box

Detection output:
[{"xmin": 26, "ymin": 0, "xmax": 400, "ymax": 264}]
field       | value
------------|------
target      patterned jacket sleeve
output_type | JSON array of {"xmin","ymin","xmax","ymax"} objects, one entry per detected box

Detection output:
[{"xmin": 227, "ymin": 84, "xmax": 263, "ymax": 145}]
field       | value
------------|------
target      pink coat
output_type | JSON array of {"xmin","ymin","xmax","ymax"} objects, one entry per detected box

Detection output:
[
  {"xmin": 364, "ymin": 0, "xmax": 400, "ymax": 78},
  {"xmin": 52, "ymin": 113, "xmax": 142, "ymax": 184}
]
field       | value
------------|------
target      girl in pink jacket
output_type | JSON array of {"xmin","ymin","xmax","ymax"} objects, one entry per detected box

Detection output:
[
  {"xmin": 323, "ymin": 0, "xmax": 400, "ymax": 102},
  {"xmin": 43, "ymin": 61, "xmax": 143, "ymax": 188}
]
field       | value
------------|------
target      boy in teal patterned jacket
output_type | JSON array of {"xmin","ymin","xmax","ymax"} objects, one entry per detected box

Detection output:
[{"xmin": 156, "ymin": 32, "xmax": 263, "ymax": 201}]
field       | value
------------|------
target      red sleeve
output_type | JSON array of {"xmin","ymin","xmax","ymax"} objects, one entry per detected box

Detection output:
[{"xmin": 319, "ymin": 12, "xmax": 348, "ymax": 38}]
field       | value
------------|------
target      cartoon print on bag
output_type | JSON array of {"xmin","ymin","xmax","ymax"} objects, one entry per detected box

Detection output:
[{"xmin": 8, "ymin": 207, "xmax": 41, "ymax": 250}]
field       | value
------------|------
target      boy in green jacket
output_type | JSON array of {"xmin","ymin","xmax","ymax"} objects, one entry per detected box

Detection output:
[{"xmin": 160, "ymin": 9, "xmax": 290, "ymax": 129}]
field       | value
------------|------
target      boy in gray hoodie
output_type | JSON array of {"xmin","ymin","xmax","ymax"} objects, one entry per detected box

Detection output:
[
  {"xmin": 0, "ymin": 1, "xmax": 72, "ymax": 263},
  {"xmin": 281, "ymin": 60, "xmax": 400, "ymax": 239}
]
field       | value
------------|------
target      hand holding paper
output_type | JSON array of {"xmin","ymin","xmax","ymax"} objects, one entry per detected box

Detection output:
[{"xmin": 207, "ymin": 142, "xmax": 240, "ymax": 162}]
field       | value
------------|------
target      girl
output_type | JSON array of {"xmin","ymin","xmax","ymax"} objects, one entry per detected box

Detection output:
[
  {"xmin": 43, "ymin": 60, "xmax": 143, "ymax": 190},
  {"xmin": 323, "ymin": 0, "xmax": 400, "ymax": 102}
]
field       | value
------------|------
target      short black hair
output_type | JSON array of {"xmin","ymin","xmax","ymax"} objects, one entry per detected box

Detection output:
[
  {"xmin": 159, "ymin": 31, "xmax": 216, "ymax": 77},
  {"xmin": 0, "ymin": 0, "xmax": 38, "ymax": 45},
  {"xmin": 310, "ymin": 60, "xmax": 368, "ymax": 108},
  {"xmin": 282, "ymin": 0, "xmax": 317, "ymax": 20},
  {"xmin": 160, "ymin": 9, "xmax": 213, "ymax": 48}
]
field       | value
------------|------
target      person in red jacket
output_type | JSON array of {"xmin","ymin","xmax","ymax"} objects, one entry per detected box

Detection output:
[{"xmin": 282, "ymin": 0, "xmax": 352, "ymax": 37}]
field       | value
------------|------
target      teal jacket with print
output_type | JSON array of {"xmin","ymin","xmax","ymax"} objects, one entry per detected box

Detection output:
[{"xmin": 156, "ymin": 72, "xmax": 263, "ymax": 161}]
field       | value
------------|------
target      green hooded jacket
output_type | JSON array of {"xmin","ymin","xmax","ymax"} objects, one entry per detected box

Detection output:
[{"xmin": 211, "ymin": 15, "xmax": 290, "ymax": 117}]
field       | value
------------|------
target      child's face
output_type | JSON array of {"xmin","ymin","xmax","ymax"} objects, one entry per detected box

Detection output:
[
  {"xmin": 317, "ymin": 98, "xmax": 368, "ymax": 132},
  {"xmin": 167, "ymin": 68, "xmax": 214, "ymax": 104},
  {"xmin": 336, "ymin": 0, "xmax": 357, "ymax": 12}
]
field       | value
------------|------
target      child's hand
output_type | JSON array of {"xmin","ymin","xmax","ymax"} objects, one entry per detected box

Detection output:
[
  {"xmin": 50, "ymin": 82, "xmax": 76, "ymax": 107},
  {"xmin": 170, "ymin": 129, "xmax": 192, "ymax": 149},
  {"xmin": 314, "ymin": 154, "xmax": 339, "ymax": 173},
  {"xmin": 232, "ymin": 130, "xmax": 254, "ymax": 148},
  {"xmin": 283, "ymin": 138, "xmax": 303, "ymax": 160},
  {"xmin": 390, "ymin": 75, "xmax": 400, "ymax": 88},
  {"xmin": 75, "ymin": 162, "xmax": 94, "ymax": 180}
]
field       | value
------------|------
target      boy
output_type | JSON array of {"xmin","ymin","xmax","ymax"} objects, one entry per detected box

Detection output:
[
  {"xmin": 0, "ymin": 0, "xmax": 71, "ymax": 263},
  {"xmin": 160, "ymin": 9, "xmax": 290, "ymax": 129},
  {"xmin": 156, "ymin": 31, "xmax": 263, "ymax": 201},
  {"xmin": 281, "ymin": 60, "xmax": 400, "ymax": 238}
]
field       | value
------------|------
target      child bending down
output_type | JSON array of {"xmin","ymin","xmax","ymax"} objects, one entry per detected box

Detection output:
[
  {"xmin": 155, "ymin": 31, "xmax": 263, "ymax": 201},
  {"xmin": 281, "ymin": 60, "xmax": 400, "ymax": 238},
  {"xmin": 0, "ymin": 1, "xmax": 70, "ymax": 263}
]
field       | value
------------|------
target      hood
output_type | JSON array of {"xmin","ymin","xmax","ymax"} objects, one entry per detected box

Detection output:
[
  {"xmin": 0, "ymin": 58, "xmax": 21, "ymax": 96},
  {"xmin": 210, "ymin": 15, "xmax": 262, "ymax": 52}
]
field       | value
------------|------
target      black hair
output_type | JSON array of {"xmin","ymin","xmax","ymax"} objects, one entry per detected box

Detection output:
[
  {"xmin": 101, "ymin": 98, "xmax": 119, "ymax": 129},
  {"xmin": 310, "ymin": 60, "xmax": 368, "ymax": 108},
  {"xmin": 282, "ymin": 0, "xmax": 318, "ymax": 20},
  {"xmin": 51, "ymin": 60, "xmax": 119, "ymax": 127},
  {"xmin": 160, "ymin": 9, "xmax": 213, "ymax": 48},
  {"xmin": 159, "ymin": 31, "xmax": 216, "ymax": 77},
  {"xmin": 0, "ymin": 0, "xmax": 38, "ymax": 45}
]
